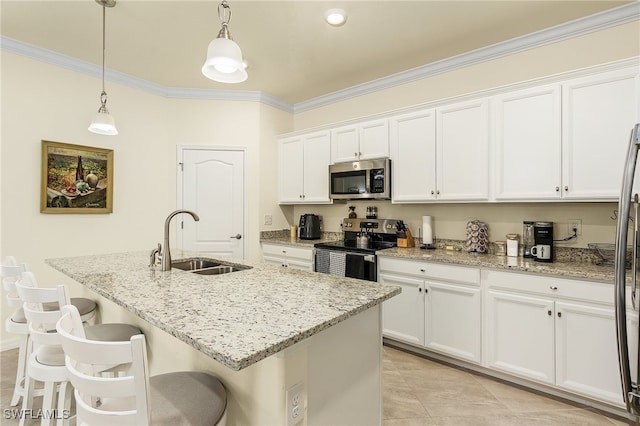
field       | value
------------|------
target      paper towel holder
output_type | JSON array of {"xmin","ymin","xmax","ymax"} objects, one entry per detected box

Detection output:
[{"xmin": 420, "ymin": 215, "xmax": 436, "ymax": 250}]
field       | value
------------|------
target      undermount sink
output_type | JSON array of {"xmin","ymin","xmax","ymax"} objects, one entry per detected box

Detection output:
[{"xmin": 172, "ymin": 257, "xmax": 252, "ymax": 275}]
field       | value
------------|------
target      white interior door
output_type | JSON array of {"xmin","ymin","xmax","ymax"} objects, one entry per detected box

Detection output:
[{"xmin": 179, "ymin": 147, "xmax": 245, "ymax": 259}]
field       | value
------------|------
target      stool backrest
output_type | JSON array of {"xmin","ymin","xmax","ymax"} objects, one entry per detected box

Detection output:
[
  {"xmin": 57, "ymin": 305, "xmax": 152, "ymax": 425},
  {"xmin": 2, "ymin": 256, "xmax": 27, "ymax": 309},
  {"xmin": 15, "ymin": 272, "xmax": 68, "ymax": 347}
]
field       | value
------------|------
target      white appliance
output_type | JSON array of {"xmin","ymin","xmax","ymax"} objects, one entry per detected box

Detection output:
[{"xmin": 614, "ymin": 123, "xmax": 640, "ymax": 420}]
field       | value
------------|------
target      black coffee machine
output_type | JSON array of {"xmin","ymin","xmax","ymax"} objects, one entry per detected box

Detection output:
[
  {"xmin": 533, "ymin": 221, "xmax": 554, "ymax": 262},
  {"xmin": 299, "ymin": 214, "xmax": 321, "ymax": 240}
]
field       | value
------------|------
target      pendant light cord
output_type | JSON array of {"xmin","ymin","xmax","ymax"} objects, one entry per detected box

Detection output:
[{"xmin": 101, "ymin": 4, "xmax": 106, "ymax": 94}]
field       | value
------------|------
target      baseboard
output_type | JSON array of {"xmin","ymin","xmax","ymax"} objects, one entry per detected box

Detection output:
[{"xmin": 1, "ymin": 337, "xmax": 20, "ymax": 351}]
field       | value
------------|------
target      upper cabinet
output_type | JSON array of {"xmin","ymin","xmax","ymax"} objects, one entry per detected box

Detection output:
[
  {"xmin": 277, "ymin": 60, "xmax": 639, "ymax": 205},
  {"xmin": 493, "ymin": 84, "xmax": 562, "ymax": 201},
  {"xmin": 278, "ymin": 130, "xmax": 332, "ymax": 204},
  {"xmin": 561, "ymin": 68, "xmax": 639, "ymax": 200},
  {"xmin": 390, "ymin": 109, "xmax": 437, "ymax": 202},
  {"xmin": 331, "ymin": 119, "xmax": 389, "ymax": 163},
  {"xmin": 436, "ymin": 98, "xmax": 490, "ymax": 201},
  {"xmin": 390, "ymin": 98, "xmax": 489, "ymax": 203}
]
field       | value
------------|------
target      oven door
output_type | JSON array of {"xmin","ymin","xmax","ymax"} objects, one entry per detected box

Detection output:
[{"xmin": 315, "ymin": 248, "xmax": 377, "ymax": 281}]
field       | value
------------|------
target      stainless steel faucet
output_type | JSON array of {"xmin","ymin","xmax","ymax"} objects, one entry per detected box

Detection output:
[{"xmin": 158, "ymin": 209, "xmax": 200, "ymax": 271}]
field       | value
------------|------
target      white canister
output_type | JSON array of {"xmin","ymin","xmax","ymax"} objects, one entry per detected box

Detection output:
[{"xmin": 506, "ymin": 233, "xmax": 519, "ymax": 257}]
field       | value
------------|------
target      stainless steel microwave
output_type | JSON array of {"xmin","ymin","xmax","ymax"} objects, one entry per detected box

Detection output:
[{"xmin": 329, "ymin": 158, "xmax": 391, "ymax": 200}]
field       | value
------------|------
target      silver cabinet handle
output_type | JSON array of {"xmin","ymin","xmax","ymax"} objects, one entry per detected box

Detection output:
[
  {"xmin": 550, "ymin": 286, "xmax": 558, "ymax": 290},
  {"xmin": 564, "ymin": 186, "xmax": 569, "ymax": 191},
  {"xmin": 430, "ymin": 190, "xmax": 435, "ymax": 195},
  {"xmin": 230, "ymin": 234, "xmax": 242, "ymax": 239},
  {"xmin": 557, "ymin": 312, "xmax": 562, "ymax": 318},
  {"xmin": 548, "ymin": 310, "xmax": 552, "ymax": 316},
  {"xmin": 555, "ymin": 186, "xmax": 560, "ymax": 192}
]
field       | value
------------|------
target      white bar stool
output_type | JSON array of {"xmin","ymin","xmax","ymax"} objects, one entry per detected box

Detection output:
[
  {"xmin": 16, "ymin": 273, "xmax": 144, "ymax": 426},
  {"xmin": 2, "ymin": 256, "xmax": 98, "ymax": 407},
  {"xmin": 57, "ymin": 304, "xmax": 228, "ymax": 426}
]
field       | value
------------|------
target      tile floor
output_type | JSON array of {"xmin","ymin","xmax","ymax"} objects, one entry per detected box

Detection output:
[
  {"xmin": 0, "ymin": 345, "xmax": 634, "ymax": 425},
  {"xmin": 382, "ymin": 345, "xmax": 631, "ymax": 425}
]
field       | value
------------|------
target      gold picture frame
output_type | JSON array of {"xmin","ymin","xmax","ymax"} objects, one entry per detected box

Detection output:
[{"xmin": 41, "ymin": 140, "xmax": 114, "ymax": 214}]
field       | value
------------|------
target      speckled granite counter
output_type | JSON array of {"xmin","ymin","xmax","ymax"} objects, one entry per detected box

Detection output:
[
  {"xmin": 45, "ymin": 251, "xmax": 400, "ymax": 371},
  {"xmin": 376, "ymin": 247, "xmax": 619, "ymax": 283}
]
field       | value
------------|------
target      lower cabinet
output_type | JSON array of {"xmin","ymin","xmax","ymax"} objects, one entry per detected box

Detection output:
[
  {"xmin": 261, "ymin": 243, "xmax": 314, "ymax": 271},
  {"xmin": 484, "ymin": 270, "xmax": 624, "ymax": 406},
  {"xmin": 379, "ymin": 257, "xmax": 481, "ymax": 363}
]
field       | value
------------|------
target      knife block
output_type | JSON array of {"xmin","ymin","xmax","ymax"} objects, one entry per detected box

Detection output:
[{"xmin": 397, "ymin": 229, "xmax": 415, "ymax": 248}]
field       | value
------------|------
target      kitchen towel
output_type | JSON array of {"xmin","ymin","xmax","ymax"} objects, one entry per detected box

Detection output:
[
  {"xmin": 345, "ymin": 253, "xmax": 366, "ymax": 279},
  {"xmin": 329, "ymin": 251, "xmax": 346, "ymax": 276},
  {"xmin": 315, "ymin": 249, "xmax": 330, "ymax": 274}
]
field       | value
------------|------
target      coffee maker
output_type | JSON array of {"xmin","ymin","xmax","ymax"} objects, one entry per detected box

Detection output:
[{"xmin": 532, "ymin": 221, "xmax": 554, "ymax": 262}]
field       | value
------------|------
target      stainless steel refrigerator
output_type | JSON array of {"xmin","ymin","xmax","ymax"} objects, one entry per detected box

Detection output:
[{"xmin": 615, "ymin": 123, "xmax": 640, "ymax": 420}]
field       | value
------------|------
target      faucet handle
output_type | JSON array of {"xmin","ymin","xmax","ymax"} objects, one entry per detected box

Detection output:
[{"xmin": 150, "ymin": 243, "xmax": 162, "ymax": 267}]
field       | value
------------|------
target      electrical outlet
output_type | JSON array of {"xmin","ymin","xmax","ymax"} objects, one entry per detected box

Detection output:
[
  {"xmin": 568, "ymin": 219, "xmax": 582, "ymax": 236},
  {"xmin": 264, "ymin": 214, "xmax": 272, "ymax": 225},
  {"xmin": 286, "ymin": 382, "xmax": 305, "ymax": 426}
]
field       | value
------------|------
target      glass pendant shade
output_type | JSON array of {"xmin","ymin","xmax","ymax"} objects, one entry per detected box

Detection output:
[
  {"xmin": 88, "ymin": 111, "xmax": 118, "ymax": 135},
  {"xmin": 202, "ymin": 37, "xmax": 247, "ymax": 83}
]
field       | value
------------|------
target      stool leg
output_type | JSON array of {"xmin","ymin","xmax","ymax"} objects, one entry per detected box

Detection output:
[
  {"xmin": 40, "ymin": 380, "xmax": 55, "ymax": 426},
  {"xmin": 55, "ymin": 381, "xmax": 72, "ymax": 426},
  {"xmin": 10, "ymin": 333, "xmax": 29, "ymax": 406},
  {"xmin": 19, "ymin": 368, "xmax": 34, "ymax": 426}
]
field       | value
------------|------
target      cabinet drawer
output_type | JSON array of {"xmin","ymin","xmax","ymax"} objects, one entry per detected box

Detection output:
[
  {"xmin": 483, "ymin": 270, "xmax": 613, "ymax": 306},
  {"xmin": 261, "ymin": 243, "xmax": 313, "ymax": 261},
  {"xmin": 379, "ymin": 257, "xmax": 480, "ymax": 285}
]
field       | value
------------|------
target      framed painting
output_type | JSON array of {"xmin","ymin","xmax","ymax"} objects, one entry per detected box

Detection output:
[{"xmin": 40, "ymin": 140, "xmax": 114, "ymax": 214}]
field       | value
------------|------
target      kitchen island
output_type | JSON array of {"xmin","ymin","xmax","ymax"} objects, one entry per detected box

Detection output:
[{"xmin": 46, "ymin": 251, "xmax": 400, "ymax": 425}]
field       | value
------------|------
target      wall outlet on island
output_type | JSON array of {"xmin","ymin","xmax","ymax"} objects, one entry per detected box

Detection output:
[
  {"xmin": 286, "ymin": 382, "xmax": 305, "ymax": 426},
  {"xmin": 264, "ymin": 214, "xmax": 272, "ymax": 225}
]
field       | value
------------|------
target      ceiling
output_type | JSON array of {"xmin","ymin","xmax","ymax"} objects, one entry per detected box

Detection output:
[{"xmin": 0, "ymin": 0, "xmax": 633, "ymax": 104}]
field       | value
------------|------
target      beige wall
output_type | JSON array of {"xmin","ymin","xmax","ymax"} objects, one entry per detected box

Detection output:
[
  {"xmin": 0, "ymin": 51, "xmax": 293, "ymax": 346},
  {"xmin": 291, "ymin": 21, "xmax": 640, "ymax": 248}
]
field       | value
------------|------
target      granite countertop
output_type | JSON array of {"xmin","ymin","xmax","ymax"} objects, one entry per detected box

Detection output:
[
  {"xmin": 376, "ymin": 247, "xmax": 619, "ymax": 283},
  {"xmin": 46, "ymin": 251, "xmax": 400, "ymax": 371}
]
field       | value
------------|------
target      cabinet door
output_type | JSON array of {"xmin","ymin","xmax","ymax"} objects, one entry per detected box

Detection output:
[
  {"xmin": 485, "ymin": 290, "xmax": 555, "ymax": 384},
  {"xmin": 380, "ymin": 272, "xmax": 425, "ymax": 346},
  {"xmin": 562, "ymin": 68, "xmax": 639, "ymax": 200},
  {"xmin": 279, "ymin": 137, "xmax": 305, "ymax": 203},
  {"xmin": 436, "ymin": 99, "xmax": 489, "ymax": 201},
  {"xmin": 302, "ymin": 131, "xmax": 332, "ymax": 203},
  {"xmin": 555, "ymin": 301, "xmax": 623, "ymax": 405},
  {"xmin": 424, "ymin": 281, "xmax": 481, "ymax": 363},
  {"xmin": 494, "ymin": 85, "xmax": 562, "ymax": 200},
  {"xmin": 359, "ymin": 119, "xmax": 389, "ymax": 160},
  {"xmin": 390, "ymin": 109, "xmax": 437, "ymax": 202},
  {"xmin": 331, "ymin": 125, "xmax": 359, "ymax": 163}
]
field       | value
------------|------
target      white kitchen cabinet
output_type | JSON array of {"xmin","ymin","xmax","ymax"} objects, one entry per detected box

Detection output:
[
  {"xmin": 436, "ymin": 98, "xmax": 490, "ymax": 201},
  {"xmin": 561, "ymin": 68, "xmax": 639, "ymax": 200},
  {"xmin": 483, "ymin": 270, "xmax": 624, "ymax": 405},
  {"xmin": 493, "ymin": 84, "xmax": 562, "ymax": 200},
  {"xmin": 278, "ymin": 131, "xmax": 332, "ymax": 204},
  {"xmin": 331, "ymin": 119, "xmax": 389, "ymax": 163},
  {"xmin": 261, "ymin": 243, "xmax": 314, "ymax": 271},
  {"xmin": 485, "ymin": 289, "xmax": 556, "ymax": 384},
  {"xmin": 379, "ymin": 271, "xmax": 425, "ymax": 346},
  {"xmin": 389, "ymin": 109, "xmax": 437, "ymax": 202},
  {"xmin": 389, "ymin": 100, "xmax": 489, "ymax": 203},
  {"xmin": 380, "ymin": 257, "xmax": 481, "ymax": 363}
]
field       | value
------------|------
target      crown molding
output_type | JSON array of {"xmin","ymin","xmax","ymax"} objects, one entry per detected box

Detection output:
[
  {"xmin": 293, "ymin": 2, "xmax": 640, "ymax": 113},
  {"xmin": 2, "ymin": 2, "xmax": 637, "ymax": 115}
]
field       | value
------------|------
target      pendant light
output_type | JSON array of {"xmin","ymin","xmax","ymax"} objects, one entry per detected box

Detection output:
[
  {"xmin": 88, "ymin": 0, "xmax": 118, "ymax": 136},
  {"xmin": 201, "ymin": 0, "xmax": 247, "ymax": 83}
]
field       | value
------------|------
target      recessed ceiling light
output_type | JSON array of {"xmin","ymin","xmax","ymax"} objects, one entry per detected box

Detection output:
[{"xmin": 324, "ymin": 8, "xmax": 347, "ymax": 26}]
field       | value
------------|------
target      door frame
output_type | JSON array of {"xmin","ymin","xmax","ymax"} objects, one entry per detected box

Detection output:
[{"xmin": 176, "ymin": 145, "xmax": 248, "ymax": 259}]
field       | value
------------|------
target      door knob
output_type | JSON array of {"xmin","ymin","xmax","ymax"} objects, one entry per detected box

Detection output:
[{"xmin": 230, "ymin": 234, "xmax": 242, "ymax": 239}]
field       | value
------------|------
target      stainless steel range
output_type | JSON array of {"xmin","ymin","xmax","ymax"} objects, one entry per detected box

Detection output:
[{"xmin": 314, "ymin": 218, "xmax": 402, "ymax": 281}]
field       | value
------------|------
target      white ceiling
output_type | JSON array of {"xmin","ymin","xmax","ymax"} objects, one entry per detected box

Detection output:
[{"xmin": 0, "ymin": 0, "xmax": 633, "ymax": 104}]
